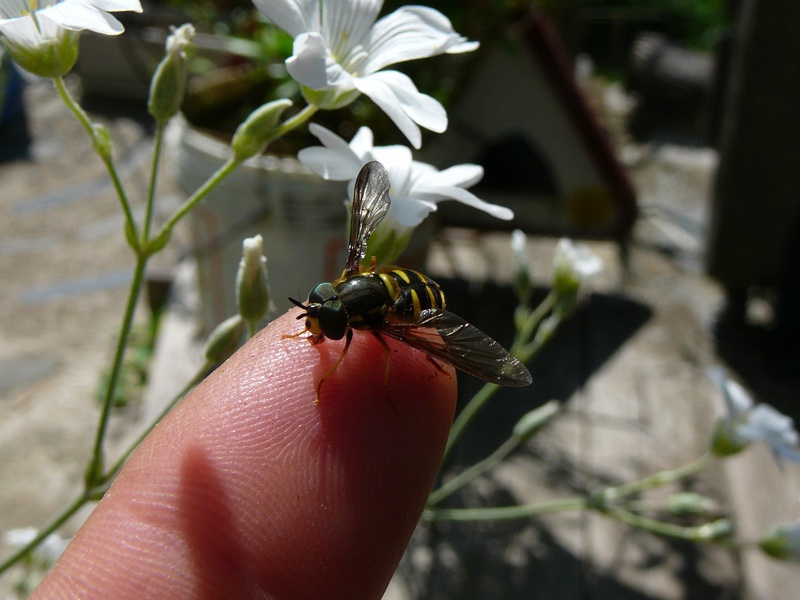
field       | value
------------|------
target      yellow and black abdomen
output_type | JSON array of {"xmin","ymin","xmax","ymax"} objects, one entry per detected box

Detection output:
[
  {"xmin": 378, "ymin": 267, "xmax": 446, "ymax": 321},
  {"xmin": 334, "ymin": 268, "xmax": 446, "ymax": 331}
]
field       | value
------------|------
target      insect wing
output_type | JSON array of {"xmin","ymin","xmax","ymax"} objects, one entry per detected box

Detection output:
[
  {"xmin": 345, "ymin": 161, "xmax": 391, "ymax": 276},
  {"xmin": 382, "ymin": 310, "xmax": 533, "ymax": 387}
]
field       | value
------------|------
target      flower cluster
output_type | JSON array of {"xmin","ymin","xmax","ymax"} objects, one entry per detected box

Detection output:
[{"xmin": 252, "ymin": 0, "xmax": 513, "ymax": 263}]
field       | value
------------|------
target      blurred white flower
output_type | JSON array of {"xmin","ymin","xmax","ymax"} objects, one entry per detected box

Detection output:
[
  {"xmin": 3, "ymin": 526, "xmax": 69, "ymax": 564},
  {"xmin": 511, "ymin": 229, "xmax": 532, "ymax": 304},
  {"xmin": 252, "ymin": 0, "xmax": 478, "ymax": 149},
  {"xmin": 551, "ymin": 238, "xmax": 602, "ymax": 297},
  {"xmin": 710, "ymin": 367, "xmax": 800, "ymax": 463},
  {"xmin": 0, "ymin": 0, "xmax": 142, "ymax": 76}
]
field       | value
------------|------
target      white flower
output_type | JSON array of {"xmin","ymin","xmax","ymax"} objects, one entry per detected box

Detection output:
[
  {"xmin": 551, "ymin": 238, "xmax": 602, "ymax": 297},
  {"xmin": 298, "ymin": 123, "xmax": 511, "ymax": 264},
  {"xmin": 511, "ymin": 229, "xmax": 531, "ymax": 303},
  {"xmin": 710, "ymin": 367, "xmax": 800, "ymax": 462},
  {"xmin": 299, "ymin": 123, "xmax": 512, "ymax": 228},
  {"xmin": 3, "ymin": 526, "xmax": 69, "ymax": 564},
  {"xmin": 252, "ymin": 0, "xmax": 478, "ymax": 149},
  {"xmin": 0, "ymin": 0, "xmax": 142, "ymax": 76}
]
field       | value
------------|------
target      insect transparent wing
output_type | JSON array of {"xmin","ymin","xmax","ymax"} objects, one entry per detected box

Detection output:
[
  {"xmin": 345, "ymin": 161, "xmax": 391, "ymax": 276},
  {"xmin": 381, "ymin": 309, "xmax": 533, "ymax": 387}
]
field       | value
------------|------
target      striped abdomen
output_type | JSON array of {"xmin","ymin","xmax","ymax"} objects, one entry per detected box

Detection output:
[{"xmin": 378, "ymin": 267, "xmax": 446, "ymax": 321}]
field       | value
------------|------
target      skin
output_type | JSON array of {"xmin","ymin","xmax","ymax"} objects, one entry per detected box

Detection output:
[{"xmin": 32, "ymin": 310, "xmax": 457, "ymax": 600}]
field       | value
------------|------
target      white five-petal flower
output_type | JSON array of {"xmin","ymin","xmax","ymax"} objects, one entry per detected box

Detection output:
[
  {"xmin": 298, "ymin": 123, "xmax": 512, "ymax": 264},
  {"xmin": 252, "ymin": 0, "xmax": 478, "ymax": 149},
  {"xmin": 710, "ymin": 367, "xmax": 800, "ymax": 463},
  {"xmin": 299, "ymin": 122, "xmax": 512, "ymax": 228},
  {"xmin": 0, "ymin": 0, "xmax": 142, "ymax": 76}
]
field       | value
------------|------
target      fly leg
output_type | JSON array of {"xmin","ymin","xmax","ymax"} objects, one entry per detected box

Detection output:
[
  {"xmin": 370, "ymin": 331, "xmax": 398, "ymax": 413},
  {"xmin": 315, "ymin": 328, "xmax": 352, "ymax": 403},
  {"xmin": 370, "ymin": 330, "xmax": 393, "ymax": 384},
  {"xmin": 425, "ymin": 354, "xmax": 451, "ymax": 377}
]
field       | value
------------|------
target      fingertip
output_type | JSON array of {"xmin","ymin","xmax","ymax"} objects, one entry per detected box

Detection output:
[{"xmin": 36, "ymin": 311, "xmax": 457, "ymax": 599}]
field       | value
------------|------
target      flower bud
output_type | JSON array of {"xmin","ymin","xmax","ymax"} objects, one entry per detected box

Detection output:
[
  {"xmin": 91, "ymin": 123, "xmax": 113, "ymax": 158},
  {"xmin": 512, "ymin": 400, "xmax": 560, "ymax": 441},
  {"xmin": 696, "ymin": 518, "xmax": 735, "ymax": 541},
  {"xmin": 666, "ymin": 492, "xmax": 718, "ymax": 517},
  {"xmin": 760, "ymin": 522, "xmax": 800, "ymax": 562},
  {"xmin": 203, "ymin": 315, "xmax": 246, "ymax": 364},
  {"xmin": 236, "ymin": 234, "xmax": 270, "ymax": 323},
  {"xmin": 511, "ymin": 229, "xmax": 532, "ymax": 305},
  {"xmin": 148, "ymin": 24, "xmax": 195, "ymax": 123},
  {"xmin": 231, "ymin": 99, "xmax": 293, "ymax": 161},
  {"xmin": 710, "ymin": 418, "xmax": 749, "ymax": 458},
  {"xmin": 551, "ymin": 238, "xmax": 602, "ymax": 298}
]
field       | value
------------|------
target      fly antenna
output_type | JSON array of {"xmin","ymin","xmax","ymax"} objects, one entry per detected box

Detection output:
[{"xmin": 288, "ymin": 297, "xmax": 308, "ymax": 317}]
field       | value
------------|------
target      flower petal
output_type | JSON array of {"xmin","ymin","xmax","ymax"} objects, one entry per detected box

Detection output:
[
  {"xmin": 83, "ymin": 0, "xmax": 142, "ymax": 13},
  {"xmin": 348, "ymin": 126, "xmax": 375, "ymax": 158},
  {"xmin": 417, "ymin": 183, "xmax": 514, "ymax": 220},
  {"xmin": 252, "ymin": 0, "xmax": 317, "ymax": 38},
  {"xmin": 377, "ymin": 71, "xmax": 446, "ymax": 132},
  {"xmin": 40, "ymin": 1, "xmax": 125, "ymax": 34},
  {"xmin": 354, "ymin": 70, "xmax": 446, "ymax": 148},
  {"xmin": 390, "ymin": 193, "xmax": 437, "ymax": 227},
  {"xmin": 0, "ymin": 14, "xmax": 51, "ymax": 45},
  {"xmin": 318, "ymin": 0, "xmax": 382, "ymax": 59},
  {"xmin": 287, "ymin": 32, "xmax": 353, "ymax": 90},
  {"xmin": 298, "ymin": 124, "xmax": 363, "ymax": 180},
  {"xmin": 298, "ymin": 147, "xmax": 359, "ymax": 180},
  {"xmin": 353, "ymin": 73, "xmax": 422, "ymax": 149},
  {"xmin": 723, "ymin": 377, "xmax": 754, "ymax": 418},
  {"xmin": 307, "ymin": 123, "xmax": 361, "ymax": 155},
  {"xmin": 426, "ymin": 163, "xmax": 484, "ymax": 189},
  {"xmin": 365, "ymin": 5, "xmax": 478, "ymax": 73}
]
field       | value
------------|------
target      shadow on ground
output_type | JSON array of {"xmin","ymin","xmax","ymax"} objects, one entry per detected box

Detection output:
[
  {"xmin": 438, "ymin": 279, "xmax": 652, "ymax": 465},
  {"xmin": 400, "ymin": 280, "xmax": 740, "ymax": 599}
]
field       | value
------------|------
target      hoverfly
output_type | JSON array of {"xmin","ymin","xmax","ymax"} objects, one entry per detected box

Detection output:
[{"xmin": 289, "ymin": 161, "xmax": 532, "ymax": 400}]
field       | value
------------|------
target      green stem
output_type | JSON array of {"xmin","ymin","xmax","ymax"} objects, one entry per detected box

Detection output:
[
  {"xmin": 156, "ymin": 156, "xmax": 240, "ymax": 243},
  {"xmin": 155, "ymin": 103, "xmax": 320, "ymax": 244},
  {"xmin": 266, "ymin": 103, "xmax": 318, "ymax": 144},
  {"xmin": 515, "ymin": 291, "xmax": 557, "ymax": 355},
  {"xmin": 599, "ymin": 453, "xmax": 715, "ymax": 503},
  {"xmin": 87, "ymin": 258, "xmax": 148, "ymax": 485},
  {"xmin": 444, "ymin": 381, "xmax": 501, "ymax": 459},
  {"xmin": 52, "ymin": 76, "xmax": 139, "ymax": 248},
  {"xmin": 0, "ymin": 492, "xmax": 89, "ymax": 575},
  {"xmin": 444, "ymin": 291, "xmax": 560, "ymax": 460},
  {"xmin": 427, "ymin": 496, "xmax": 588, "ymax": 522},
  {"xmin": 142, "ymin": 122, "xmax": 165, "ymax": 243},
  {"xmin": 429, "ymin": 435, "xmax": 520, "ymax": 506},
  {"xmin": 601, "ymin": 506, "xmax": 723, "ymax": 541}
]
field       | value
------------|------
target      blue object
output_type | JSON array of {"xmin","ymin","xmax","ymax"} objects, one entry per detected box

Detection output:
[{"xmin": 0, "ymin": 55, "xmax": 25, "ymax": 125}]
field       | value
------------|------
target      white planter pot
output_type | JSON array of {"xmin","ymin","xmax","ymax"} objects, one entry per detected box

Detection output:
[{"xmin": 173, "ymin": 117, "xmax": 348, "ymax": 333}]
